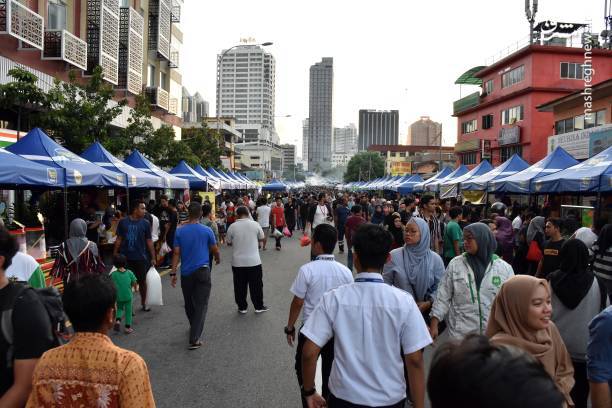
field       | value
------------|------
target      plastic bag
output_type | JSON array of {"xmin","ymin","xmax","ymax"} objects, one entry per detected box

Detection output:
[
  {"xmin": 159, "ymin": 242, "xmax": 171, "ymax": 257},
  {"xmin": 271, "ymin": 228, "xmax": 283, "ymax": 238},
  {"xmin": 145, "ymin": 267, "xmax": 163, "ymax": 306},
  {"xmin": 283, "ymin": 226, "xmax": 292, "ymax": 237},
  {"xmin": 300, "ymin": 235, "xmax": 311, "ymax": 247}
]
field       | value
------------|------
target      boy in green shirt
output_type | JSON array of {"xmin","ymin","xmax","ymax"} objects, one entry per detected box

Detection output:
[
  {"xmin": 111, "ymin": 254, "xmax": 138, "ymax": 334},
  {"xmin": 443, "ymin": 206, "xmax": 463, "ymax": 266}
]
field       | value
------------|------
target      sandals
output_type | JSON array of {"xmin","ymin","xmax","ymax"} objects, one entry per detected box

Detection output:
[{"xmin": 124, "ymin": 327, "xmax": 134, "ymax": 334}]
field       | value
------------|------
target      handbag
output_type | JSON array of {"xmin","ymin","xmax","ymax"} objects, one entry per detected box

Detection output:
[{"xmin": 526, "ymin": 240, "xmax": 543, "ymax": 262}]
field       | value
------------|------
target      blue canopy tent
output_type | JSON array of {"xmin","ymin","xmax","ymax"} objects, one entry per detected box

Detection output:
[
  {"xmin": 534, "ymin": 145, "xmax": 612, "ymax": 193},
  {"xmin": 0, "ymin": 147, "xmax": 63, "ymax": 188},
  {"xmin": 124, "ymin": 149, "xmax": 189, "ymax": 190},
  {"xmin": 413, "ymin": 167, "xmax": 454, "ymax": 192},
  {"xmin": 461, "ymin": 154, "xmax": 530, "ymax": 191},
  {"xmin": 388, "ymin": 174, "xmax": 413, "ymax": 191},
  {"xmin": 208, "ymin": 168, "xmax": 237, "ymax": 190},
  {"xmin": 219, "ymin": 169, "xmax": 246, "ymax": 189},
  {"xmin": 381, "ymin": 175, "xmax": 403, "ymax": 191},
  {"xmin": 489, "ymin": 147, "xmax": 578, "ymax": 194},
  {"xmin": 425, "ymin": 165, "xmax": 469, "ymax": 193},
  {"xmin": 169, "ymin": 160, "xmax": 208, "ymax": 190},
  {"xmin": 81, "ymin": 141, "xmax": 164, "ymax": 189},
  {"xmin": 397, "ymin": 175, "xmax": 425, "ymax": 195},
  {"xmin": 194, "ymin": 165, "xmax": 221, "ymax": 191},
  {"xmin": 262, "ymin": 179, "xmax": 287, "ymax": 192},
  {"xmin": 236, "ymin": 172, "xmax": 258, "ymax": 189},
  {"xmin": 440, "ymin": 160, "xmax": 493, "ymax": 198},
  {"xmin": 7, "ymin": 128, "xmax": 125, "ymax": 188}
]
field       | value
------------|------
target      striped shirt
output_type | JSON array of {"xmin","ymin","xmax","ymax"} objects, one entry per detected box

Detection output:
[
  {"xmin": 415, "ymin": 210, "xmax": 442, "ymax": 252},
  {"xmin": 593, "ymin": 244, "xmax": 612, "ymax": 281}
]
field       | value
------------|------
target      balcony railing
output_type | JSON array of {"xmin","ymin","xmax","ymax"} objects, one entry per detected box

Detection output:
[
  {"xmin": 0, "ymin": 0, "xmax": 44, "ymax": 50},
  {"xmin": 148, "ymin": 0, "xmax": 171, "ymax": 60},
  {"xmin": 118, "ymin": 7, "xmax": 144, "ymax": 94},
  {"xmin": 86, "ymin": 0, "xmax": 120, "ymax": 84},
  {"xmin": 171, "ymin": 1, "xmax": 180, "ymax": 22},
  {"xmin": 168, "ymin": 97, "xmax": 178, "ymax": 115},
  {"xmin": 453, "ymin": 92, "xmax": 480, "ymax": 116},
  {"xmin": 169, "ymin": 45, "xmax": 179, "ymax": 68},
  {"xmin": 42, "ymin": 29, "xmax": 88, "ymax": 70},
  {"xmin": 146, "ymin": 87, "xmax": 169, "ymax": 111}
]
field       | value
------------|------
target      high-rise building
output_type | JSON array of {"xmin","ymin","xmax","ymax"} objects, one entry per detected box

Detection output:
[
  {"xmin": 407, "ymin": 116, "xmax": 442, "ymax": 146},
  {"xmin": 333, "ymin": 124, "xmax": 358, "ymax": 155},
  {"xmin": 216, "ymin": 44, "xmax": 277, "ymax": 144},
  {"xmin": 358, "ymin": 110, "xmax": 399, "ymax": 151},
  {"xmin": 302, "ymin": 118, "xmax": 309, "ymax": 170},
  {"xmin": 182, "ymin": 87, "xmax": 209, "ymax": 124},
  {"xmin": 308, "ymin": 57, "xmax": 333, "ymax": 173},
  {"xmin": 281, "ymin": 144, "xmax": 296, "ymax": 172},
  {"xmin": 0, "ymin": 0, "xmax": 184, "ymax": 137}
]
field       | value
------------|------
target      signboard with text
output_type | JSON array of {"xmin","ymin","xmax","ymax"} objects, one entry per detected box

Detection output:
[
  {"xmin": 390, "ymin": 161, "xmax": 411, "ymax": 176},
  {"xmin": 481, "ymin": 140, "xmax": 491, "ymax": 160},
  {"xmin": 455, "ymin": 139, "xmax": 480, "ymax": 152},
  {"xmin": 548, "ymin": 125, "xmax": 612, "ymax": 159},
  {"xmin": 499, "ymin": 126, "xmax": 520, "ymax": 146}
]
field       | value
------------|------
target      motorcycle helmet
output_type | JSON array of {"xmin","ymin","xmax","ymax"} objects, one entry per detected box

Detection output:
[{"xmin": 490, "ymin": 202, "xmax": 507, "ymax": 216}]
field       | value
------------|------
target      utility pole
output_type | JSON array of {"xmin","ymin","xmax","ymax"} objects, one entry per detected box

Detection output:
[{"xmin": 525, "ymin": 0, "xmax": 538, "ymax": 44}]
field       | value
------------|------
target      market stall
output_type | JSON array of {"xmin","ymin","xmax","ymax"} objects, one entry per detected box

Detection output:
[
  {"xmin": 397, "ymin": 175, "xmax": 425, "ymax": 195},
  {"xmin": 424, "ymin": 165, "xmax": 469, "ymax": 193},
  {"xmin": 169, "ymin": 160, "xmax": 208, "ymax": 190},
  {"xmin": 413, "ymin": 167, "xmax": 453, "ymax": 192},
  {"xmin": 439, "ymin": 160, "xmax": 493, "ymax": 199},
  {"xmin": 124, "ymin": 149, "xmax": 189, "ymax": 190},
  {"xmin": 461, "ymin": 154, "xmax": 530, "ymax": 191}
]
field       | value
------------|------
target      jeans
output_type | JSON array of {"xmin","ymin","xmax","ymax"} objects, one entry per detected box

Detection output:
[
  {"xmin": 232, "ymin": 264, "xmax": 264, "ymax": 310},
  {"xmin": 337, "ymin": 224, "xmax": 345, "ymax": 251},
  {"xmin": 180, "ymin": 266, "xmax": 212, "ymax": 344},
  {"xmin": 295, "ymin": 331, "xmax": 334, "ymax": 408},
  {"xmin": 571, "ymin": 360, "xmax": 589, "ymax": 408}
]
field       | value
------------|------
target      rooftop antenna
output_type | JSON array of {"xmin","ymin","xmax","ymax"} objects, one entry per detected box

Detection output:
[
  {"xmin": 604, "ymin": 0, "xmax": 612, "ymax": 49},
  {"xmin": 526, "ymin": 0, "xmax": 539, "ymax": 44}
]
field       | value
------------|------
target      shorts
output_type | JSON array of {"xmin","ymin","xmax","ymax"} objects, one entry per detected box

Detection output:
[{"xmin": 127, "ymin": 259, "xmax": 150, "ymax": 284}]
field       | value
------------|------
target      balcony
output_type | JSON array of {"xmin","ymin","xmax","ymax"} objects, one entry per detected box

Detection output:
[
  {"xmin": 146, "ymin": 87, "xmax": 169, "ymax": 111},
  {"xmin": 148, "ymin": 0, "xmax": 171, "ymax": 60},
  {"xmin": 118, "ymin": 7, "xmax": 144, "ymax": 94},
  {"xmin": 453, "ymin": 92, "xmax": 480, "ymax": 116},
  {"xmin": 171, "ymin": 0, "xmax": 180, "ymax": 22},
  {"xmin": 168, "ymin": 97, "xmax": 178, "ymax": 115},
  {"xmin": 42, "ymin": 30, "xmax": 88, "ymax": 70},
  {"xmin": 86, "ymin": 0, "xmax": 120, "ymax": 84},
  {"xmin": 0, "ymin": 0, "xmax": 44, "ymax": 50},
  {"xmin": 168, "ymin": 45, "xmax": 179, "ymax": 68}
]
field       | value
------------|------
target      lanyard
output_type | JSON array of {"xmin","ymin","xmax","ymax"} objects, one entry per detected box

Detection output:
[
  {"xmin": 355, "ymin": 278, "xmax": 384, "ymax": 283},
  {"xmin": 316, "ymin": 255, "xmax": 335, "ymax": 261}
]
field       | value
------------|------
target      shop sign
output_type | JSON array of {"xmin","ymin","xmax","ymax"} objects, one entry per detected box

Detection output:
[
  {"xmin": 390, "ymin": 161, "xmax": 411, "ymax": 176},
  {"xmin": 499, "ymin": 126, "xmax": 520, "ymax": 146},
  {"xmin": 454, "ymin": 139, "xmax": 480, "ymax": 153},
  {"xmin": 547, "ymin": 125, "xmax": 612, "ymax": 159},
  {"xmin": 481, "ymin": 140, "xmax": 491, "ymax": 160}
]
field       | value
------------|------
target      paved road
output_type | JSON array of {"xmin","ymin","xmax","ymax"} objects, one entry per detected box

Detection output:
[{"xmin": 112, "ymin": 231, "xmax": 441, "ymax": 408}]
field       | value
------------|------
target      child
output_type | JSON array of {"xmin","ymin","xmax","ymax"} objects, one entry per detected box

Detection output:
[
  {"xmin": 111, "ymin": 254, "xmax": 138, "ymax": 334},
  {"xmin": 216, "ymin": 210, "xmax": 226, "ymax": 244}
]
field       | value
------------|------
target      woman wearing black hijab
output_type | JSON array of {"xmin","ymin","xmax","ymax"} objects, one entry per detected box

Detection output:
[{"xmin": 550, "ymin": 239, "xmax": 606, "ymax": 408}]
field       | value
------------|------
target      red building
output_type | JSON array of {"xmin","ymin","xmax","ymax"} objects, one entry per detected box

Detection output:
[{"xmin": 453, "ymin": 27, "xmax": 612, "ymax": 167}]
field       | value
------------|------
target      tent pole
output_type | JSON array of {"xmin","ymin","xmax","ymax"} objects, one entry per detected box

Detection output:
[{"xmin": 63, "ymin": 186, "xmax": 68, "ymax": 240}]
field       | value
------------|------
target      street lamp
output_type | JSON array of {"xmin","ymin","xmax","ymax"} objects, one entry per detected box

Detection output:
[{"xmin": 216, "ymin": 41, "xmax": 273, "ymax": 171}]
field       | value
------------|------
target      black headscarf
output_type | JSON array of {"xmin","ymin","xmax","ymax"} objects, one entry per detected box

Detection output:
[
  {"xmin": 388, "ymin": 213, "xmax": 404, "ymax": 247},
  {"xmin": 464, "ymin": 222, "xmax": 497, "ymax": 290},
  {"xmin": 549, "ymin": 239, "xmax": 593, "ymax": 310}
]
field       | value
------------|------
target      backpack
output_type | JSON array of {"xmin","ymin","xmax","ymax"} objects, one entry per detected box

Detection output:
[{"xmin": 1, "ymin": 283, "xmax": 74, "ymax": 369}]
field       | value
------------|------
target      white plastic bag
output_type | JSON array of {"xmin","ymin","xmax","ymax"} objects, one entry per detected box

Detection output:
[
  {"xmin": 271, "ymin": 228, "xmax": 283, "ymax": 239},
  {"xmin": 159, "ymin": 242, "xmax": 171, "ymax": 257},
  {"xmin": 145, "ymin": 267, "xmax": 163, "ymax": 306}
]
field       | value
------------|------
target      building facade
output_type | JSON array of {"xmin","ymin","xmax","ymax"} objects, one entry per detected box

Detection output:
[
  {"xmin": 333, "ymin": 124, "xmax": 358, "ymax": 155},
  {"xmin": 368, "ymin": 144, "xmax": 456, "ymax": 176},
  {"xmin": 407, "ymin": 116, "xmax": 442, "ymax": 146},
  {"xmin": 302, "ymin": 118, "xmax": 309, "ymax": 170},
  {"xmin": 358, "ymin": 110, "xmax": 399, "ymax": 151},
  {"xmin": 331, "ymin": 153, "xmax": 352, "ymax": 168},
  {"xmin": 538, "ymin": 78, "xmax": 611, "ymax": 159},
  {"xmin": 182, "ymin": 86, "xmax": 209, "ymax": 124},
  {"xmin": 453, "ymin": 27, "xmax": 612, "ymax": 167},
  {"xmin": 216, "ymin": 43, "xmax": 277, "ymax": 144},
  {"xmin": 281, "ymin": 144, "xmax": 296, "ymax": 172},
  {"xmin": 235, "ymin": 140, "xmax": 282, "ymax": 179},
  {"xmin": 0, "ymin": 0, "xmax": 184, "ymax": 136},
  {"xmin": 308, "ymin": 57, "xmax": 333, "ymax": 173}
]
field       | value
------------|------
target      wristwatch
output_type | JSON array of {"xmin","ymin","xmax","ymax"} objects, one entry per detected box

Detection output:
[
  {"xmin": 300, "ymin": 386, "xmax": 316, "ymax": 397},
  {"xmin": 284, "ymin": 326, "xmax": 295, "ymax": 335}
]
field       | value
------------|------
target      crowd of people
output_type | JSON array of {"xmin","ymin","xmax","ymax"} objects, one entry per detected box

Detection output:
[{"xmin": 0, "ymin": 188, "xmax": 612, "ymax": 407}]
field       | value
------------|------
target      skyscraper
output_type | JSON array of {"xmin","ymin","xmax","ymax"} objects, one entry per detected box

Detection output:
[
  {"xmin": 333, "ymin": 124, "xmax": 358, "ymax": 155},
  {"xmin": 216, "ymin": 44, "xmax": 277, "ymax": 143},
  {"xmin": 308, "ymin": 58, "xmax": 333, "ymax": 172},
  {"xmin": 358, "ymin": 110, "xmax": 399, "ymax": 151},
  {"xmin": 407, "ymin": 116, "xmax": 442, "ymax": 146},
  {"xmin": 281, "ymin": 144, "xmax": 296, "ymax": 172},
  {"xmin": 182, "ymin": 87, "xmax": 209, "ymax": 124},
  {"xmin": 302, "ymin": 118, "xmax": 309, "ymax": 170}
]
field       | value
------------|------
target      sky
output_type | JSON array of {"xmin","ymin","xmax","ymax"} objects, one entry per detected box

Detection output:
[{"xmin": 180, "ymin": 0, "xmax": 606, "ymax": 158}]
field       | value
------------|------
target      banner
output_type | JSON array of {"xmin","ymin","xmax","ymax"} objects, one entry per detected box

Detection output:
[
  {"xmin": 198, "ymin": 192, "xmax": 216, "ymax": 210},
  {"xmin": 462, "ymin": 190, "xmax": 487, "ymax": 205},
  {"xmin": 390, "ymin": 161, "xmax": 411, "ymax": 176},
  {"xmin": 440, "ymin": 184, "xmax": 458, "ymax": 199}
]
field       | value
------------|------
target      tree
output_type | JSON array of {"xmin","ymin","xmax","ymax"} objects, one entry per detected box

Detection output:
[
  {"xmin": 116, "ymin": 92, "xmax": 155, "ymax": 156},
  {"xmin": 0, "ymin": 68, "xmax": 48, "ymax": 137},
  {"xmin": 181, "ymin": 124, "xmax": 223, "ymax": 168},
  {"xmin": 343, "ymin": 151, "xmax": 385, "ymax": 182},
  {"xmin": 40, "ymin": 66, "xmax": 126, "ymax": 154}
]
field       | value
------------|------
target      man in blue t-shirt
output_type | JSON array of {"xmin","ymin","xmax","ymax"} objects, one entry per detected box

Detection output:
[
  {"xmin": 587, "ymin": 305, "xmax": 612, "ymax": 408},
  {"xmin": 114, "ymin": 200, "xmax": 156, "ymax": 311},
  {"xmin": 171, "ymin": 202, "xmax": 220, "ymax": 350}
]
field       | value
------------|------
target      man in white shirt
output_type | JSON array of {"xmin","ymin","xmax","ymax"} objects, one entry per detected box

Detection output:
[
  {"xmin": 226, "ymin": 206, "xmax": 268, "ymax": 314},
  {"xmin": 256, "ymin": 200, "xmax": 272, "ymax": 250},
  {"xmin": 285, "ymin": 224, "xmax": 353, "ymax": 407},
  {"xmin": 300, "ymin": 224, "xmax": 432, "ymax": 408}
]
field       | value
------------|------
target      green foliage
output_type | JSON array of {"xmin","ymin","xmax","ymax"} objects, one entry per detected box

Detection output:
[
  {"xmin": 118, "ymin": 92, "xmax": 155, "ymax": 156},
  {"xmin": 181, "ymin": 124, "xmax": 223, "ymax": 168},
  {"xmin": 40, "ymin": 66, "xmax": 126, "ymax": 154},
  {"xmin": 0, "ymin": 68, "xmax": 48, "ymax": 133},
  {"xmin": 343, "ymin": 152, "xmax": 385, "ymax": 182}
]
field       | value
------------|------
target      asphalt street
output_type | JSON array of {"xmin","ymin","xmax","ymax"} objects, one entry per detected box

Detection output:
[{"xmin": 112, "ymin": 231, "xmax": 442, "ymax": 408}]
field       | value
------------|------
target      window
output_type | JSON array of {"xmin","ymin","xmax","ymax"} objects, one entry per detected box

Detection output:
[
  {"xmin": 501, "ymin": 105, "xmax": 524, "ymax": 125},
  {"xmin": 501, "ymin": 65, "xmax": 525, "ymax": 88},
  {"xmin": 461, "ymin": 119, "xmax": 477, "ymax": 134},
  {"xmin": 159, "ymin": 71, "xmax": 167, "ymax": 89},
  {"xmin": 560, "ymin": 62, "xmax": 584, "ymax": 79},
  {"xmin": 120, "ymin": 0, "xmax": 130, "ymax": 6},
  {"xmin": 484, "ymin": 80, "xmax": 494, "ymax": 96},
  {"xmin": 399, "ymin": 152, "xmax": 406, "ymax": 157},
  {"xmin": 461, "ymin": 152, "xmax": 478, "ymax": 165},
  {"xmin": 500, "ymin": 145, "xmax": 522, "ymax": 162},
  {"xmin": 48, "ymin": 0, "xmax": 67, "ymax": 30},
  {"xmin": 482, "ymin": 114, "xmax": 494, "ymax": 129},
  {"xmin": 596, "ymin": 109, "xmax": 606, "ymax": 125},
  {"xmin": 563, "ymin": 117, "xmax": 574, "ymax": 133},
  {"xmin": 147, "ymin": 65, "xmax": 156, "ymax": 87},
  {"xmin": 574, "ymin": 114, "xmax": 585, "ymax": 130}
]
